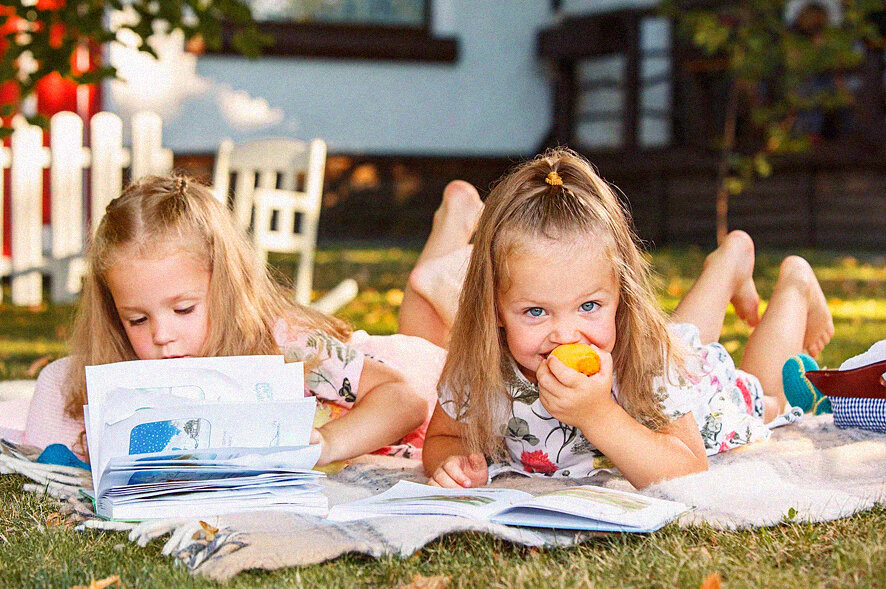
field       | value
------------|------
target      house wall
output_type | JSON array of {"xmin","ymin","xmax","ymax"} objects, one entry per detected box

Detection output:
[{"xmin": 105, "ymin": 0, "xmax": 559, "ymax": 156}]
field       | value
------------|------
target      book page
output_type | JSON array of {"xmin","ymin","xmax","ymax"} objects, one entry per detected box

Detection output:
[
  {"xmin": 327, "ymin": 480, "xmax": 533, "ymax": 522},
  {"xmin": 490, "ymin": 485, "xmax": 688, "ymax": 532},
  {"xmin": 104, "ymin": 444, "xmax": 323, "ymax": 472}
]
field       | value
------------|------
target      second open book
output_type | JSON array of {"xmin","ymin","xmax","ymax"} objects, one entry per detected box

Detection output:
[{"xmin": 329, "ymin": 480, "xmax": 689, "ymax": 532}]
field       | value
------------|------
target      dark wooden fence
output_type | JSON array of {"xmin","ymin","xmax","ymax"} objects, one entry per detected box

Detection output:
[
  {"xmin": 175, "ymin": 149, "xmax": 886, "ymax": 251},
  {"xmin": 597, "ymin": 147, "xmax": 886, "ymax": 250}
]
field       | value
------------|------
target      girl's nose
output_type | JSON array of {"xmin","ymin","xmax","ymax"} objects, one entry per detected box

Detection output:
[
  {"xmin": 550, "ymin": 319, "xmax": 580, "ymax": 344},
  {"xmin": 152, "ymin": 321, "xmax": 174, "ymax": 346}
]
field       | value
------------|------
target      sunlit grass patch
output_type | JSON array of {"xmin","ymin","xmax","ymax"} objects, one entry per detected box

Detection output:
[{"xmin": 1, "ymin": 244, "xmax": 884, "ymax": 587}]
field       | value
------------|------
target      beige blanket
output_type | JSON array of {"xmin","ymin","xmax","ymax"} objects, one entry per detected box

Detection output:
[
  {"xmin": 3, "ymin": 414, "xmax": 885, "ymax": 582},
  {"xmin": 134, "ymin": 414, "xmax": 886, "ymax": 581}
]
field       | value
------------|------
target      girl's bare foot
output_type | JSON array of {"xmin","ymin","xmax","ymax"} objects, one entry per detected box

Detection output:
[
  {"xmin": 408, "ymin": 246, "xmax": 472, "ymax": 328},
  {"xmin": 781, "ymin": 256, "xmax": 834, "ymax": 358},
  {"xmin": 710, "ymin": 231, "xmax": 761, "ymax": 327},
  {"xmin": 804, "ymin": 276, "xmax": 834, "ymax": 359},
  {"xmin": 400, "ymin": 180, "xmax": 483, "ymax": 343},
  {"xmin": 440, "ymin": 180, "xmax": 483, "ymax": 240},
  {"xmin": 731, "ymin": 271, "xmax": 762, "ymax": 328},
  {"xmin": 417, "ymin": 180, "xmax": 484, "ymax": 264}
]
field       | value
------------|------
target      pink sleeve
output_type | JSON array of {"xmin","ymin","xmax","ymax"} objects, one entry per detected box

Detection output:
[
  {"xmin": 280, "ymin": 330, "xmax": 365, "ymax": 408},
  {"xmin": 21, "ymin": 357, "xmax": 88, "ymax": 460}
]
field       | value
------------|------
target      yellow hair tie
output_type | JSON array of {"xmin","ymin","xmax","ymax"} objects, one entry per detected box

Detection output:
[{"xmin": 545, "ymin": 171, "xmax": 563, "ymax": 186}]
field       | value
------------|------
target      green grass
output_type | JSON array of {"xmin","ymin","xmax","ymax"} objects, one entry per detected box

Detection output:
[{"xmin": 2, "ymin": 244, "xmax": 885, "ymax": 588}]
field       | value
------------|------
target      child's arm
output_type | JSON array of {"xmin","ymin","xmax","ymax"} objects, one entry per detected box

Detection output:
[
  {"xmin": 312, "ymin": 357, "xmax": 427, "ymax": 465},
  {"xmin": 22, "ymin": 357, "xmax": 88, "ymax": 460},
  {"xmin": 423, "ymin": 403, "xmax": 488, "ymax": 488},
  {"xmin": 539, "ymin": 354, "xmax": 707, "ymax": 489}
]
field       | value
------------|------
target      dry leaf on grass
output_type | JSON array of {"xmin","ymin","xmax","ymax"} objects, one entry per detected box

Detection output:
[
  {"xmin": 396, "ymin": 573, "xmax": 450, "ymax": 589},
  {"xmin": 193, "ymin": 520, "xmax": 219, "ymax": 542},
  {"xmin": 700, "ymin": 572, "xmax": 722, "ymax": 589},
  {"xmin": 44, "ymin": 512, "xmax": 68, "ymax": 528},
  {"xmin": 69, "ymin": 574, "xmax": 121, "ymax": 589}
]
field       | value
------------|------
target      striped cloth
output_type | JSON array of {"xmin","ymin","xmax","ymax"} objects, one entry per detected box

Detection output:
[
  {"xmin": 832, "ymin": 397, "xmax": 886, "ymax": 433},
  {"xmin": 830, "ymin": 340, "xmax": 886, "ymax": 434}
]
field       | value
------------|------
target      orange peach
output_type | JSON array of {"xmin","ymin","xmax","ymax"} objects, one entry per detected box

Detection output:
[{"xmin": 550, "ymin": 343, "xmax": 601, "ymax": 376}]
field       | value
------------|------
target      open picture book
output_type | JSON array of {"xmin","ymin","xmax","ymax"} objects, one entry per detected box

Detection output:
[
  {"xmin": 328, "ymin": 480, "xmax": 689, "ymax": 532},
  {"xmin": 83, "ymin": 355, "xmax": 325, "ymax": 521}
]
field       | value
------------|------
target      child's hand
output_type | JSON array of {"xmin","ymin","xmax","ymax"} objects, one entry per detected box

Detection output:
[
  {"xmin": 310, "ymin": 428, "xmax": 332, "ymax": 466},
  {"xmin": 428, "ymin": 453, "xmax": 488, "ymax": 488},
  {"xmin": 536, "ymin": 347, "xmax": 616, "ymax": 428}
]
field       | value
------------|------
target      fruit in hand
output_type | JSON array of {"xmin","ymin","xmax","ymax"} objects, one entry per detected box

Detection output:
[{"xmin": 550, "ymin": 343, "xmax": 601, "ymax": 376}]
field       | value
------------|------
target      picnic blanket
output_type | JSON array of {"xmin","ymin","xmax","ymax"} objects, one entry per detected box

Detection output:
[{"xmin": 2, "ymin": 413, "xmax": 885, "ymax": 582}]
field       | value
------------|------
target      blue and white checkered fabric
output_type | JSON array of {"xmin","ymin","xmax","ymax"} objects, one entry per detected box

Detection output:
[{"xmin": 831, "ymin": 397, "xmax": 886, "ymax": 433}]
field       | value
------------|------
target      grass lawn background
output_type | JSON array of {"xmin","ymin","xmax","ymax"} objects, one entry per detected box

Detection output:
[{"xmin": 1, "ymin": 243, "xmax": 884, "ymax": 588}]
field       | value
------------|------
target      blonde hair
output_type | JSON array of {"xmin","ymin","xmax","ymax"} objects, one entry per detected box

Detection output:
[
  {"xmin": 440, "ymin": 148, "xmax": 682, "ymax": 457},
  {"xmin": 65, "ymin": 174, "xmax": 350, "ymax": 454}
]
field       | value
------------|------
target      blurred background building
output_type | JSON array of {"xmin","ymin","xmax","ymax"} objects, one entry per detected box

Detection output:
[{"xmin": 97, "ymin": 0, "xmax": 885, "ymax": 248}]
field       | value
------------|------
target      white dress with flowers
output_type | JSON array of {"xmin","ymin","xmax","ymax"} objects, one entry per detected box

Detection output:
[{"xmin": 440, "ymin": 323, "xmax": 773, "ymax": 478}]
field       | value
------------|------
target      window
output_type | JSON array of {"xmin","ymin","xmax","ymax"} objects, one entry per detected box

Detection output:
[
  {"xmin": 248, "ymin": 0, "xmax": 427, "ymax": 28},
  {"xmin": 540, "ymin": 10, "xmax": 673, "ymax": 152},
  {"xmin": 217, "ymin": 0, "xmax": 457, "ymax": 62}
]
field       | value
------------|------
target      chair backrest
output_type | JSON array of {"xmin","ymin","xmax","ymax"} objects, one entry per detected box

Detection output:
[
  {"xmin": 212, "ymin": 137, "xmax": 326, "ymax": 232},
  {"xmin": 252, "ymin": 187, "xmax": 321, "ymax": 305},
  {"xmin": 212, "ymin": 137, "xmax": 327, "ymax": 306}
]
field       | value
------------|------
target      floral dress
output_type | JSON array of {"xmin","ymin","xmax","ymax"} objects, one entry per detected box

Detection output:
[
  {"xmin": 440, "ymin": 323, "xmax": 772, "ymax": 478},
  {"xmin": 277, "ymin": 324, "xmax": 446, "ymax": 459}
]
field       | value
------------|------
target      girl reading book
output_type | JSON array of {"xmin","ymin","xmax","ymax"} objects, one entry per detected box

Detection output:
[
  {"xmin": 417, "ymin": 148, "xmax": 834, "ymax": 489},
  {"xmin": 23, "ymin": 175, "xmax": 444, "ymax": 464}
]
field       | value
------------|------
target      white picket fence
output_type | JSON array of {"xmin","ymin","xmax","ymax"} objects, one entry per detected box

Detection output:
[{"xmin": 0, "ymin": 111, "xmax": 173, "ymax": 306}]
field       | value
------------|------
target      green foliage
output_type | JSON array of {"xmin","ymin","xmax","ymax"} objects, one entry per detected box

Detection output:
[
  {"xmin": 0, "ymin": 0, "xmax": 272, "ymax": 132},
  {"xmin": 663, "ymin": 0, "xmax": 884, "ymax": 236}
]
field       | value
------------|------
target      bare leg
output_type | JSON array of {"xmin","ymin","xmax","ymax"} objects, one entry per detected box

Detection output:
[
  {"xmin": 398, "ymin": 181, "xmax": 483, "ymax": 347},
  {"xmin": 740, "ymin": 256, "xmax": 834, "ymax": 421},
  {"xmin": 671, "ymin": 230, "xmax": 761, "ymax": 345}
]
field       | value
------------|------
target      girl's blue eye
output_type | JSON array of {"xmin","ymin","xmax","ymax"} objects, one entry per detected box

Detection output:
[
  {"xmin": 580, "ymin": 301, "xmax": 598, "ymax": 312},
  {"xmin": 526, "ymin": 307, "xmax": 545, "ymax": 317},
  {"xmin": 128, "ymin": 317, "xmax": 147, "ymax": 326},
  {"xmin": 175, "ymin": 305, "xmax": 196, "ymax": 315}
]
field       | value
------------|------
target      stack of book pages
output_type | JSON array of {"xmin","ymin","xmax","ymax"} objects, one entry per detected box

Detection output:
[{"xmin": 82, "ymin": 355, "xmax": 325, "ymax": 521}]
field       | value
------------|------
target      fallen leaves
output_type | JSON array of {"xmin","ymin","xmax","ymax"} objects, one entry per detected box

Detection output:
[
  {"xmin": 396, "ymin": 574, "xmax": 450, "ymax": 589},
  {"xmin": 700, "ymin": 571, "xmax": 722, "ymax": 589},
  {"xmin": 44, "ymin": 511, "xmax": 68, "ymax": 528},
  {"xmin": 667, "ymin": 277, "xmax": 684, "ymax": 298},
  {"xmin": 69, "ymin": 575, "xmax": 121, "ymax": 589},
  {"xmin": 385, "ymin": 288, "xmax": 404, "ymax": 306},
  {"xmin": 193, "ymin": 520, "xmax": 219, "ymax": 542}
]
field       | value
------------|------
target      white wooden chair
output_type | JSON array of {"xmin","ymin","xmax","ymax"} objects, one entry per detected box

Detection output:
[{"xmin": 212, "ymin": 137, "xmax": 357, "ymax": 313}]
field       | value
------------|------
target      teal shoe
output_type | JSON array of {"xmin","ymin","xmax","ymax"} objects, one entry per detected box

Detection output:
[{"xmin": 782, "ymin": 354, "xmax": 832, "ymax": 414}]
